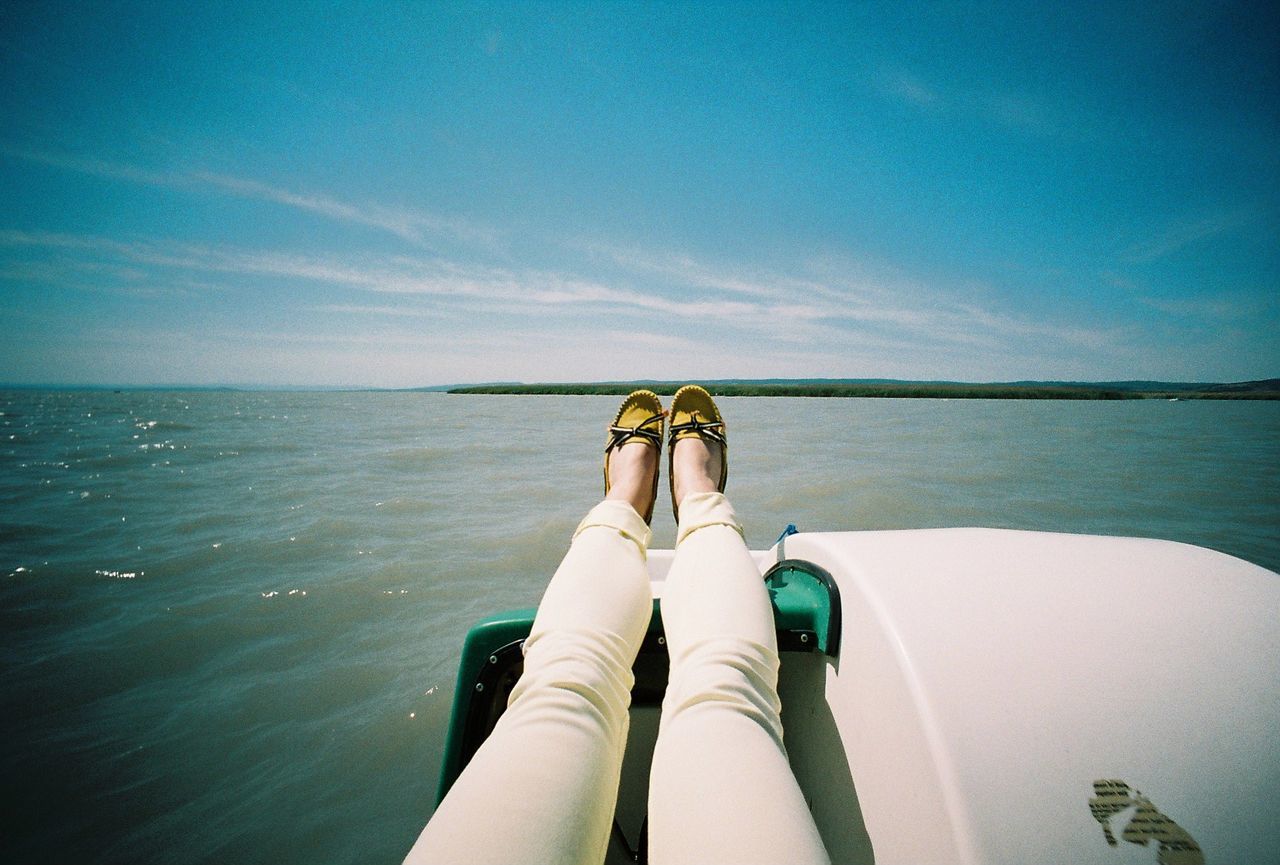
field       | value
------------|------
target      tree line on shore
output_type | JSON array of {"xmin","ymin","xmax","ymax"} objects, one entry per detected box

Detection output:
[{"xmin": 448, "ymin": 380, "xmax": 1280, "ymax": 400}]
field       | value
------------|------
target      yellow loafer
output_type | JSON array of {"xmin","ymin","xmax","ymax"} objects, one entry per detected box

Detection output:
[
  {"xmin": 666, "ymin": 384, "xmax": 727, "ymax": 522},
  {"xmin": 604, "ymin": 390, "xmax": 665, "ymax": 524}
]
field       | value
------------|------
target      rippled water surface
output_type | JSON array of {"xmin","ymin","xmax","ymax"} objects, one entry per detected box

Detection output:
[{"xmin": 3, "ymin": 390, "xmax": 1278, "ymax": 863}]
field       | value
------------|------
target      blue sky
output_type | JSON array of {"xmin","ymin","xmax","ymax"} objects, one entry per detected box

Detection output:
[{"xmin": 2, "ymin": 1, "xmax": 1277, "ymax": 386}]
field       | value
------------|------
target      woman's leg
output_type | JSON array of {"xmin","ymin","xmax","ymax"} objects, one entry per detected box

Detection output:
[
  {"xmin": 406, "ymin": 440, "xmax": 658, "ymax": 865},
  {"xmin": 648, "ymin": 440, "xmax": 829, "ymax": 865}
]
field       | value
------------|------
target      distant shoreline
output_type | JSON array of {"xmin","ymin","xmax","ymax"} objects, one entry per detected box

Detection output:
[
  {"xmin": 5, "ymin": 379, "xmax": 1277, "ymax": 399},
  {"xmin": 448, "ymin": 380, "xmax": 1280, "ymax": 400}
]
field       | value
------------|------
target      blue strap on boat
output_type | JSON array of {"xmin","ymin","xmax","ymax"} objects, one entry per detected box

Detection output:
[{"xmin": 775, "ymin": 523, "xmax": 799, "ymax": 556}]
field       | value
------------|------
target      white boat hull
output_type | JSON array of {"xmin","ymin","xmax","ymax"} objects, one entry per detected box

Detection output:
[{"xmin": 623, "ymin": 529, "xmax": 1280, "ymax": 864}]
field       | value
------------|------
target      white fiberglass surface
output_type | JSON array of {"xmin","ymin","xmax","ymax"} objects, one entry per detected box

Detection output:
[{"xmin": 786, "ymin": 529, "xmax": 1280, "ymax": 865}]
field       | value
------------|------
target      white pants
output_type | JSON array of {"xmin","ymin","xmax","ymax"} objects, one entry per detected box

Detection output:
[{"xmin": 405, "ymin": 492, "xmax": 830, "ymax": 865}]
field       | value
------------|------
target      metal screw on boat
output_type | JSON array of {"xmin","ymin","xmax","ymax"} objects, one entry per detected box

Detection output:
[
  {"xmin": 489, "ymin": 655, "xmax": 497, "ymax": 664},
  {"xmin": 475, "ymin": 683, "xmax": 484, "ymax": 692},
  {"xmin": 657, "ymin": 636, "xmax": 665, "ymax": 645},
  {"xmin": 800, "ymin": 633, "xmax": 809, "ymax": 643}
]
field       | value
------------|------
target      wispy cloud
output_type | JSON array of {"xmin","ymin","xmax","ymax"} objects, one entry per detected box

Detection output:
[
  {"xmin": 190, "ymin": 171, "xmax": 493, "ymax": 247},
  {"xmin": 1139, "ymin": 291, "xmax": 1277, "ymax": 321},
  {"xmin": 0, "ymin": 230, "xmax": 708, "ymax": 319},
  {"xmin": 3, "ymin": 148, "xmax": 1116, "ymax": 362},
  {"xmin": 1121, "ymin": 209, "xmax": 1256, "ymax": 263},
  {"xmin": 0, "ymin": 256, "xmax": 146, "ymax": 285},
  {"xmin": 874, "ymin": 67, "xmax": 1061, "ymax": 136},
  {"xmin": 878, "ymin": 71, "xmax": 942, "ymax": 109},
  {"xmin": 4, "ymin": 147, "xmax": 493, "ymax": 248},
  {"xmin": 1, "ymin": 226, "xmax": 1124, "ymax": 375},
  {"xmin": 314, "ymin": 303, "xmax": 437, "ymax": 318},
  {"xmin": 0, "ymin": 229, "xmax": 806, "ymax": 324},
  {"xmin": 589, "ymin": 239, "xmax": 1116, "ymax": 351},
  {"xmin": 3, "ymin": 148, "xmax": 180, "ymax": 187},
  {"xmin": 591, "ymin": 243, "xmax": 835, "ymax": 303}
]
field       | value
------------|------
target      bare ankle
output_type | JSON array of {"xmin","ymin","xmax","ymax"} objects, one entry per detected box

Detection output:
[
  {"xmin": 605, "ymin": 440, "xmax": 658, "ymax": 516},
  {"xmin": 672, "ymin": 437, "xmax": 721, "ymax": 508}
]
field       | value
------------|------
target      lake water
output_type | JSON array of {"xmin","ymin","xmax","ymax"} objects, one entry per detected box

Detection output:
[{"xmin": 3, "ymin": 390, "xmax": 1278, "ymax": 864}]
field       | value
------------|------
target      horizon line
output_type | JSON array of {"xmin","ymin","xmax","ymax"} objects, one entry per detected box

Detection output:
[{"xmin": 4, "ymin": 375, "xmax": 1278, "ymax": 392}]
